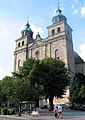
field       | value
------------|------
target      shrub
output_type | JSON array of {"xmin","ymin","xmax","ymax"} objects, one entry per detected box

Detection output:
[
  {"xmin": 1, "ymin": 108, "xmax": 8, "ymax": 115},
  {"xmin": 1, "ymin": 108, "xmax": 16, "ymax": 115},
  {"xmin": 8, "ymin": 108, "xmax": 16, "ymax": 115}
]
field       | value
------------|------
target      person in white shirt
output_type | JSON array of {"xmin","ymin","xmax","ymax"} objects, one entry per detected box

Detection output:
[{"xmin": 57, "ymin": 104, "xmax": 62, "ymax": 118}]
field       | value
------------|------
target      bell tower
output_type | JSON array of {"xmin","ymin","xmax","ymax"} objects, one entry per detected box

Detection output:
[
  {"xmin": 47, "ymin": 6, "xmax": 75, "ymax": 97},
  {"xmin": 14, "ymin": 21, "xmax": 34, "ymax": 72}
]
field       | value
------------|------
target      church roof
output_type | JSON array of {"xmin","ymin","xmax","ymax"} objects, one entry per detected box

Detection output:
[
  {"xmin": 21, "ymin": 21, "xmax": 33, "ymax": 38},
  {"xmin": 74, "ymin": 51, "xmax": 85, "ymax": 64},
  {"xmin": 52, "ymin": 6, "xmax": 67, "ymax": 24},
  {"xmin": 23, "ymin": 22, "xmax": 32, "ymax": 32}
]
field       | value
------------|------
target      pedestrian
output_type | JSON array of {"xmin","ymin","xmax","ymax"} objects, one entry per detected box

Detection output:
[
  {"xmin": 57, "ymin": 104, "xmax": 63, "ymax": 119},
  {"xmin": 54, "ymin": 106, "xmax": 58, "ymax": 118}
]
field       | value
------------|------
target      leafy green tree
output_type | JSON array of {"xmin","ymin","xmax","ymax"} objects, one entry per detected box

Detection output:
[
  {"xmin": 29, "ymin": 57, "xmax": 69, "ymax": 110},
  {"xmin": 11, "ymin": 58, "xmax": 69, "ymax": 111},
  {"xmin": 1, "ymin": 76, "xmax": 14, "ymax": 106},
  {"xmin": 16, "ymin": 59, "xmax": 43, "ymax": 98},
  {"xmin": 12, "ymin": 63, "xmax": 44, "ymax": 116},
  {"xmin": 19, "ymin": 58, "xmax": 37, "ymax": 77},
  {"xmin": 79, "ymin": 85, "xmax": 85, "ymax": 103},
  {"xmin": 12, "ymin": 76, "xmax": 30, "ymax": 116},
  {"xmin": 12, "ymin": 75, "xmax": 43, "ymax": 104},
  {"xmin": 69, "ymin": 73, "xmax": 85, "ymax": 104}
]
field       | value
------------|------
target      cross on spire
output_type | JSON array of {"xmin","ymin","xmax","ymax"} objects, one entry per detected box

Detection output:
[
  {"xmin": 27, "ymin": 17, "xmax": 29, "ymax": 24},
  {"xmin": 25, "ymin": 17, "xmax": 30, "ymax": 27},
  {"xmin": 57, "ymin": 0, "xmax": 61, "ymax": 9}
]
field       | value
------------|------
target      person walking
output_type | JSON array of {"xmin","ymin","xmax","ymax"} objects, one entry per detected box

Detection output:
[
  {"xmin": 54, "ymin": 106, "xmax": 58, "ymax": 118},
  {"xmin": 57, "ymin": 104, "xmax": 63, "ymax": 119}
]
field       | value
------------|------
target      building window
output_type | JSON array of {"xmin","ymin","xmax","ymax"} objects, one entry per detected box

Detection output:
[
  {"xmin": 55, "ymin": 49, "xmax": 59, "ymax": 59},
  {"xmin": 57, "ymin": 27, "xmax": 61, "ymax": 33},
  {"xmin": 52, "ymin": 29, "xmax": 55, "ymax": 35},
  {"xmin": 18, "ymin": 60, "xmax": 22, "ymax": 67},
  {"xmin": 18, "ymin": 42, "xmax": 20, "ymax": 47},
  {"xmin": 22, "ymin": 41, "xmax": 24, "ymax": 46}
]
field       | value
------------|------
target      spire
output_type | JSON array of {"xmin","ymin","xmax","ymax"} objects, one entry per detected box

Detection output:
[
  {"xmin": 57, "ymin": 0, "xmax": 61, "ymax": 10},
  {"xmin": 27, "ymin": 17, "xmax": 29, "ymax": 24},
  {"xmin": 56, "ymin": 0, "xmax": 62, "ymax": 15},
  {"xmin": 25, "ymin": 17, "xmax": 30, "ymax": 28},
  {"xmin": 21, "ymin": 18, "xmax": 33, "ymax": 38},
  {"xmin": 52, "ymin": 0, "xmax": 67, "ymax": 24},
  {"xmin": 35, "ymin": 32, "xmax": 42, "ymax": 41},
  {"xmin": 56, "ymin": 7, "xmax": 62, "ymax": 16}
]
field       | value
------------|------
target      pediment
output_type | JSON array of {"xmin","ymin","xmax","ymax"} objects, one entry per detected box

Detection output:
[{"xmin": 28, "ymin": 40, "xmax": 43, "ymax": 48}]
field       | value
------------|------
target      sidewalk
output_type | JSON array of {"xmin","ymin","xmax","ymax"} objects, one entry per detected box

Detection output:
[
  {"xmin": 0, "ymin": 113, "xmax": 85, "ymax": 120},
  {"xmin": 0, "ymin": 115, "xmax": 85, "ymax": 120},
  {"xmin": 0, "ymin": 109, "xmax": 85, "ymax": 120}
]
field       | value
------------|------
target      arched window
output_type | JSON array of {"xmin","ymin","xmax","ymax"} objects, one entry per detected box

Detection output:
[
  {"xmin": 18, "ymin": 42, "xmax": 20, "ymax": 47},
  {"xmin": 57, "ymin": 27, "xmax": 61, "ymax": 33},
  {"xmin": 55, "ymin": 49, "xmax": 59, "ymax": 59},
  {"xmin": 22, "ymin": 41, "xmax": 24, "ymax": 46},
  {"xmin": 52, "ymin": 29, "xmax": 55, "ymax": 35},
  {"xmin": 18, "ymin": 60, "xmax": 22, "ymax": 67}
]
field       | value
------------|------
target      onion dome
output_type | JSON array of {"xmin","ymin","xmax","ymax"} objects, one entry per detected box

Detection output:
[
  {"xmin": 21, "ymin": 21, "xmax": 33, "ymax": 38},
  {"xmin": 52, "ymin": 6, "xmax": 67, "ymax": 24}
]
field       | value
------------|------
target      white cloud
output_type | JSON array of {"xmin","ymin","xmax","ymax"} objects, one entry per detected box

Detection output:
[
  {"xmin": 30, "ymin": 23, "xmax": 44, "ymax": 38},
  {"xmin": 79, "ymin": 44, "xmax": 85, "ymax": 61},
  {"xmin": 80, "ymin": 7, "xmax": 85, "ymax": 16}
]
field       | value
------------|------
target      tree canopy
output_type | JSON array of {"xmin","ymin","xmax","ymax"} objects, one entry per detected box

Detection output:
[{"xmin": 24, "ymin": 58, "xmax": 69, "ymax": 109}]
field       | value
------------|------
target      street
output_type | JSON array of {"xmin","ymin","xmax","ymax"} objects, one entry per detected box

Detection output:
[{"xmin": 0, "ymin": 109, "xmax": 85, "ymax": 120}]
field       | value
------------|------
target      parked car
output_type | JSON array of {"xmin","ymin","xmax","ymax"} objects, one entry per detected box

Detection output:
[
  {"xmin": 80, "ymin": 104, "xmax": 85, "ymax": 111},
  {"xmin": 73, "ymin": 103, "xmax": 85, "ymax": 111},
  {"xmin": 74, "ymin": 103, "xmax": 82, "ymax": 110}
]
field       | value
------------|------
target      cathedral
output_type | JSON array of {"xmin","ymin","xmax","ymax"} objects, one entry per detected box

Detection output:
[{"xmin": 14, "ymin": 7, "xmax": 85, "ymax": 104}]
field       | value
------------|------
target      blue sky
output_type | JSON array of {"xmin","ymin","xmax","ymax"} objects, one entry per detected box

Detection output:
[{"xmin": 0, "ymin": 0, "xmax": 85, "ymax": 79}]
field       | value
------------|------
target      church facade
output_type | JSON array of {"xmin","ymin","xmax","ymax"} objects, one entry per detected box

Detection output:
[{"xmin": 14, "ymin": 7, "xmax": 85, "ymax": 104}]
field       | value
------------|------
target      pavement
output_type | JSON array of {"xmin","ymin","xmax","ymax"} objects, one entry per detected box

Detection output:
[{"xmin": 0, "ymin": 108, "xmax": 85, "ymax": 120}]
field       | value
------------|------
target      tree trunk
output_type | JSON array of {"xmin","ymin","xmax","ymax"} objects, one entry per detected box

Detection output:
[
  {"xmin": 18, "ymin": 102, "xmax": 21, "ymax": 116},
  {"xmin": 36, "ymin": 98, "xmax": 39, "ymax": 107},
  {"xmin": 49, "ymin": 96, "xmax": 54, "ymax": 111}
]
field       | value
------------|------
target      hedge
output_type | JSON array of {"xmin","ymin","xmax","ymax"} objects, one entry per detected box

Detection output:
[{"xmin": 0, "ymin": 108, "xmax": 16, "ymax": 115}]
